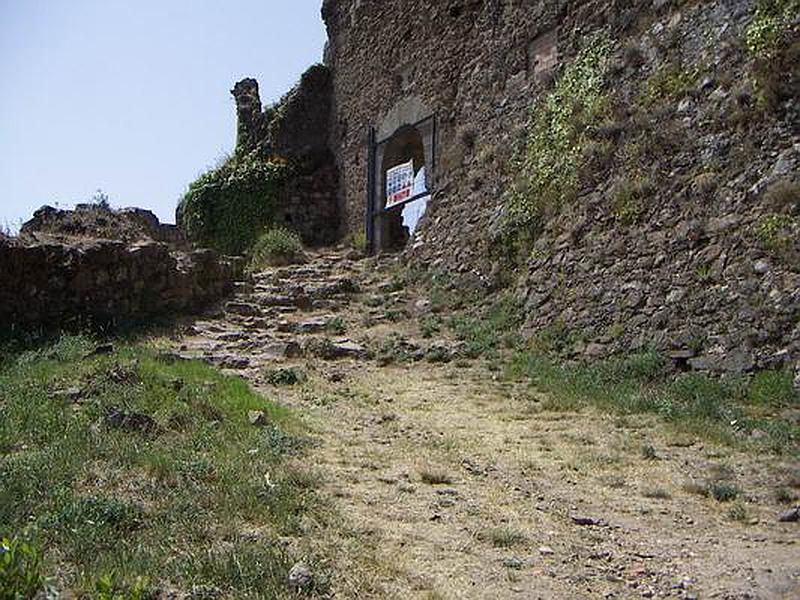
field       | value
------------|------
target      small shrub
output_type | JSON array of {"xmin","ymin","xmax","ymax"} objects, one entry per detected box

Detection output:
[
  {"xmin": 641, "ymin": 445, "xmax": 658, "ymax": 460},
  {"xmin": 0, "ymin": 537, "xmax": 45, "ymax": 600},
  {"xmin": 775, "ymin": 487, "xmax": 797, "ymax": 504},
  {"xmin": 727, "ymin": 502, "xmax": 749, "ymax": 522},
  {"xmin": 248, "ymin": 227, "xmax": 304, "ymax": 270},
  {"xmin": 709, "ymin": 481, "xmax": 740, "ymax": 503},
  {"xmin": 639, "ymin": 63, "xmax": 702, "ymax": 108},
  {"xmin": 264, "ymin": 368, "xmax": 304, "ymax": 386}
]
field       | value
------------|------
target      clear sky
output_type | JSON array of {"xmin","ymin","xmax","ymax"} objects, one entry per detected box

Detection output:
[{"xmin": 0, "ymin": 0, "xmax": 327, "ymax": 229}]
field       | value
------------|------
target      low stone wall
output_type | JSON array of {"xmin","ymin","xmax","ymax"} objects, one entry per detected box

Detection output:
[{"xmin": 0, "ymin": 238, "xmax": 236, "ymax": 334}]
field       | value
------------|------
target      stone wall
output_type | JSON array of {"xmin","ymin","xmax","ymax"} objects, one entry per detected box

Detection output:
[
  {"xmin": 231, "ymin": 65, "xmax": 340, "ymax": 246},
  {"xmin": 0, "ymin": 238, "xmax": 237, "ymax": 334},
  {"xmin": 322, "ymin": 0, "xmax": 800, "ymax": 375},
  {"xmin": 21, "ymin": 204, "xmax": 187, "ymax": 247}
]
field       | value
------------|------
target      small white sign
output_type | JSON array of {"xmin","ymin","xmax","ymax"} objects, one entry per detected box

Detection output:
[{"xmin": 385, "ymin": 160, "xmax": 415, "ymax": 208}]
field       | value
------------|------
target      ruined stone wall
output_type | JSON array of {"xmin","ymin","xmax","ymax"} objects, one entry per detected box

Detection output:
[
  {"xmin": 231, "ymin": 66, "xmax": 340, "ymax": 246},
  {"xmin": 0, "ymin": 238, "xmax": 237, "ymax": 334},
  {"xmin": 324, "ymin": 0, "xmax": 800, "ymax": 374}
]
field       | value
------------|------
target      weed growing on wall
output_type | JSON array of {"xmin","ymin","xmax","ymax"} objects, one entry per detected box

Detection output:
[
  {"xmin": 500, "ymin": 34, "xmax": 612, "ymax": 263},
  {"xmin": 746, "ymin": 0, "xmax": 798, "ymax": 59},
  {"xmin": 178, "ymin": 154, "xmax": 290, "ymax": 255},
  {"xmin": 745, "ymin": 0, "xmax": 800, "ymax": 111}
]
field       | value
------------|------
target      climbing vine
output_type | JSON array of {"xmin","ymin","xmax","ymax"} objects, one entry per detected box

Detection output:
[{"xmin": 178, "ymin": 154, "xmax": 290, "ymax": 255}]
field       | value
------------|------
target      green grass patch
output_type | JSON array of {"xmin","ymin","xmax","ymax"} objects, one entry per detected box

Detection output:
[
  {"xmin": 508, "ymin": 350, "xmax": 799, "ymax": 455},
  {"xmin": 0, "ymin": 335, "xmax": 325, "ymax": 598},
  {"xmin": 449, "ymin": 297, "xmax": 523, "ymax": 359}
]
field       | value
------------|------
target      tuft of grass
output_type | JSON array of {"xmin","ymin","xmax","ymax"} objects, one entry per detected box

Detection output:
[
  {"xmin": 419, "ymin": 469, "xmax": 453, "ymax": 485},
  {"xmin": 642, "ymin": 488, "xmax": 671, "ymax": 500},
  {"xmin": 641, "ymin": 445, "xmax": 658, "ymax": 461},
  {"xmin": 449, "ymin": 297, "xmax": 523, "ymax": 359},
  {"xmin": 420, "ymin": 316, "xmax": 442, "ymax": 339},
  {"xmin": 478, "ymin": 526, "xmax": 528, "ymax": 549},
  {"xmin": 0, "ymin": 335, "xmax": 322, "ymax": 597},
  {"xmin": 612, "ymin": 176, "xmax": 651, "ymax": 225},
  {"xmin": 248, "ymin": 226, "xmax": 305, "ymax": 270},
  {"xmin": 0, "ymin": 537, "xmax": 45, "ymax": 600}
]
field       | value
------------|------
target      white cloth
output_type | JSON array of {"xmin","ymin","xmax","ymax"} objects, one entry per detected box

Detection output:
[{"xmin": 402, "ymin": 167, "xmax": 429, "ymax": 235}]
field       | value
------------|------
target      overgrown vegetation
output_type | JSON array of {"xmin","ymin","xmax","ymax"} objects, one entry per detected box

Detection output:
[
  {"xmin": 0, "ymin": 336, "xmax": 325, "ymax": 597},
  {"xmin": 499, "ymin": 34, "xmax": 612, "ymax": 264},
  {"xmin": 178, "ymin": 154, "xmax": 290, "ymax": 255},
  {"xmin": 248, "ymin": 226, "xmax": 305, "ymax": 270}
]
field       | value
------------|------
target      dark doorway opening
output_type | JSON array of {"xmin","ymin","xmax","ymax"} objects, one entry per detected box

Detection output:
[
  {"xmin": 379, "ymin": 125, "xmax": 425, "ymax": 251},
  {"xmin": 367, "ymin": 114, "xmax": 435, "ymax": 254}
]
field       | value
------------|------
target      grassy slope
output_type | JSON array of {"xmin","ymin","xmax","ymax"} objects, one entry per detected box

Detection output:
[
  {"xmin": 445, "ymin": 299, "xmax": 799, "ymax": 457},
  {"xmin": 0, "ymin": 336, "xmax": 323, "ymax": 599}
]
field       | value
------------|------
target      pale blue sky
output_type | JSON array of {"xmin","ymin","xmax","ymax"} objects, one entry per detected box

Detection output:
[{"xmin": 0, "ymin": 0, "xmax": 326, "ymax": 228}]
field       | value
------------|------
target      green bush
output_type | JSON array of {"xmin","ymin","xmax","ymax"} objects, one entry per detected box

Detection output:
[
  {"xmin": 248, "ymin": 227, "xmax": 304, "ymax": 270},
  {"xmin": 0, "ymin": 537, "xmax": 45, "ymax": 600},
  {"xmin": 178, "ymin": 154, "xmax": 290, "ymax": 255},
  {"xmin": 499, "ymin": 34, "xmax": 611, "ymax": 263}
]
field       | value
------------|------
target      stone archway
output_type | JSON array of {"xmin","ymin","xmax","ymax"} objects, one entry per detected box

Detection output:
[{"xmin": 371, "ymin": 97, "xmax": 435, "ymax": 253}]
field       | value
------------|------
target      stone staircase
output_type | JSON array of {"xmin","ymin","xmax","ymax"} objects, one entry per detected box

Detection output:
[{"xmin": 176, "ymin": 249, "xmax": 388, "ymax": 376}]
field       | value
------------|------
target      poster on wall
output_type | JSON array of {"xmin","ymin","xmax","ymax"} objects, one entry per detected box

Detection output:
[{"xmin": 385, "ymin": 159, "xmax": 415, "ymax": 208}]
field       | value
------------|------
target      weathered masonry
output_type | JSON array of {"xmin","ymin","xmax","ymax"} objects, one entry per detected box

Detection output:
[{"xmin": 322, "ymin": 0, "xmax": 568, "ymax": 260}]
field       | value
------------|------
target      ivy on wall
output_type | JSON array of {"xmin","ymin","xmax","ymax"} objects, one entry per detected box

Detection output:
[{"xmin": 177, "ymin": 154, "xmax": 290, "ymax": 255}]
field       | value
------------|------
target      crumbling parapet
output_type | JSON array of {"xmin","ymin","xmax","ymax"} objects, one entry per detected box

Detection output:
[{"xmin": 231, "ymin": 78, "xmax": 269, "ymax": 155}]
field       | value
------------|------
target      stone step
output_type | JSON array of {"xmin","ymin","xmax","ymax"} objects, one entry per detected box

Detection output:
[{"xmin": 225, "ymin": 301, "xmax": 263, "ymax": 318}]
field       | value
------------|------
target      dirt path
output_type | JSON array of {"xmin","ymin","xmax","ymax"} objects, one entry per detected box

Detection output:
[{"xmin": 175, "ymin": 250, "xmax": 799, "ymax": 599}]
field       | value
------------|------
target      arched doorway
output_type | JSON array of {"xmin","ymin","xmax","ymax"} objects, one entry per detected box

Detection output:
[
  {"xmin": 367, "ymin": 98, "xmax": 436, "ymax": 254},
  {"xmin": 379, "ymin": 125, "xmax": 426, "ymax": 251}
]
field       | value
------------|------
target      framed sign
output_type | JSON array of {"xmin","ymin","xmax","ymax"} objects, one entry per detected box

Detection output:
[{"xmin": 385, "ymin": 160, "xmax": 414, "ymax": 208}]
